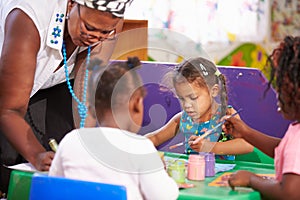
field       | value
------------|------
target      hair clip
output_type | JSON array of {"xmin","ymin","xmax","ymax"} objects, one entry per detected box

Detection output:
[
  {"xmin": 215, "ymin": 69, "xmax": 221, "ymax": 77},
  {"xmin": 199, "ymin": 63, "xmax": 208, "ymax": 76}
]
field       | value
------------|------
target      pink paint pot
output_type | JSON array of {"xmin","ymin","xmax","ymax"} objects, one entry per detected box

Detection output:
[{"xmin": 187, "ymin": 154, "xmax": 205, "ymax": 181}]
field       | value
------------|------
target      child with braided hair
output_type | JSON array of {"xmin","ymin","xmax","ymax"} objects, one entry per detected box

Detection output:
[
  {"xmin": 146, "ymin": 57, "xmax": 253, "ymax": 159},
  {"xmin": 225, "ymin": 36, "xmax": 300, "ymax": 199}
]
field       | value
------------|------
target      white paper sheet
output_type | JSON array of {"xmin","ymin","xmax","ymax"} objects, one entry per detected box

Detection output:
[{"xmin": 5, "ymin": 163, "xmax": 38, "ymax": 172}]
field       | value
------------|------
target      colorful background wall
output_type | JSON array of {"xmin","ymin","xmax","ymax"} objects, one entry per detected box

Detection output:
[{"xmin": 124, "ymin": 0, "xmax": 300, "ymax": 69}]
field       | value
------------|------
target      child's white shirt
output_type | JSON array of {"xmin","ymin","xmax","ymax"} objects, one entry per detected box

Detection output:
[{"xmin": 49, "ymin": 127, "xmax": 179, "ymax": 200}]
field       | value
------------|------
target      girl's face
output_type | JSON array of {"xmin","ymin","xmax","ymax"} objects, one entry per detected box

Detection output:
[
  {"xmin": 175, "ymin": 81, "xmax": 214, "ymax": 122},
  {"xmin": 67, "ymin": 3, "xmax": 120, "ymax": 46}
]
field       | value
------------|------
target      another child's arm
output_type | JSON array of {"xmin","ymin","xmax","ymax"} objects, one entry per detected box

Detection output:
[
  {"xmin": 222, "ymin": 116, "xmax": 281, "ymax": 158},
  {"xmin": 145, "ymin": 112, "xmax": 182, "ymax": 147},
  {"xmin": 189, "ymin": 136, "xmax": 253, "ymax": 155},
  {"xmin": 228, "ymin": 171, "xmax": 300, "ymax": 199}
]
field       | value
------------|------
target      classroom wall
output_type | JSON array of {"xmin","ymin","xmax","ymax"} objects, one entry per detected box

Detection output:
[
  {"xmin": 125, "ymin": 0, "xmax": 299, "ymax": 64},
  {"xmin": 137, "ymin": 61, "xmax": 291, "ymax": 153}
]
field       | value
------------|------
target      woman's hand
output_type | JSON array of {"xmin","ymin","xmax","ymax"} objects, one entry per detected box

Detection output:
[
  {"xmin": 34, "ymin": 151, "xmax": 55, "ymax": 171},
  {"xmin": 228, "ymin": 170, "xmax": 255, "ymax": 190}
]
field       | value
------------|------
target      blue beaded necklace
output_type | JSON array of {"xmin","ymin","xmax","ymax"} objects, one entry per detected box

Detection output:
[{"xmin": 62, "ymin": 42, "xmax": 91, "ymax": 128}]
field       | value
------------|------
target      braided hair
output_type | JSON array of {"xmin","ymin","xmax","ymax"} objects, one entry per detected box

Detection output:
[
  {"xmin": 267, "ymin": 36, "xmax": 300, "ymax": 118},
  {"xmin": 173, "ymin": 57, "xmax": 228, "ymax": 117},
  {"xmin": 95, "ymin": 57, "xmax": 145, "ymax": 114}
]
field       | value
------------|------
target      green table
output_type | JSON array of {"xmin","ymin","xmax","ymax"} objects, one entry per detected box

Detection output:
[
  {"xmin": 164, "ymin": 152, "xmax": 275, "ymax": 200},
  {"xmin": 7, "ymin": 170, "xmax": 34, "ymax": 200}
]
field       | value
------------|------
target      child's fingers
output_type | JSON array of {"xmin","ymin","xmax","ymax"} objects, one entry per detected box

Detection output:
[
  {"xmin": 228, "ymin": 173, "xmax": 238, "ymax": 190},
  {"xmin": 192, "ymin": 136, "xmax": 203, "ymax": 144},
  {"xmin": 222, "ymin": 120, "xmax": 234, "ymax": 134},
  {"xmin": 188, "ymin": 135, "xmax": 199, "ymax": 145},
  {"xmin": 226, "ymin": 106, "xmax": 235, "ymax": 115},
  {"xmin": 228, "ymin": 178, "xmax": 235, "ymax": 190},
  {"xmin": 188, "ymin": 135, "xmax": 198, "ymax": 141},
  {"xmin": 189, "ymin": 143, "xmax": 200, "ymax": 152}
]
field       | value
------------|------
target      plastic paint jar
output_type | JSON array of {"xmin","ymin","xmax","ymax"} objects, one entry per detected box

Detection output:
[
  {"xmin": 167, "ymin": 160, "xmax": 186, "ymax": 183},
  {"xmin": 204, "ymin": 152, "xmax": 215, "ymax": 177},
  {"xmin": 187, "ymin": 154, "xmax": 205, "ymax": 181}
]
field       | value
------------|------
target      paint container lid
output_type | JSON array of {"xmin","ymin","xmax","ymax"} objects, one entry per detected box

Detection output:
[
  {"xmin": 188, "ymin": 154, "xmax": 205, "ymax": 163},
  {"xmin": 199, "ymin": 152, "xmax": 215, "ymax": 161},
  {"xmin": 168, "ymin": 160, "xmax": 185, "ymax": 169}
]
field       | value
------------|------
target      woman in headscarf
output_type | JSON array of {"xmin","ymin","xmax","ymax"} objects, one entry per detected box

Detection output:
[{"xmin": 0, "ymin": 0, "xmax": 133, "ymax": 193}]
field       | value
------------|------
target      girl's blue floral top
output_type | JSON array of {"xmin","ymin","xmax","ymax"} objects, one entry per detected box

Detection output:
[{"xmin": 179, "ymin": 105, "xmax": 235, "ymax": 160}]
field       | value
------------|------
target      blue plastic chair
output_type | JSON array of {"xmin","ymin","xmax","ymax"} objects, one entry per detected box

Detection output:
[{"xmin": 29, "ymin": 174, "xmax": 127, "ymax": 200}]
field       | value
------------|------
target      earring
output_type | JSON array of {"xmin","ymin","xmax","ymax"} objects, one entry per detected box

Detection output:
[{"xmin": 66, "ymin": 13, "xmax": 70, "ymax": 20}]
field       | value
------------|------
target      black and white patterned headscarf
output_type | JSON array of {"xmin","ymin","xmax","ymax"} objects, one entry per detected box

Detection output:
[{"xmin": 73, "ymin": 0, "xmax": 133, "ymax": 17}]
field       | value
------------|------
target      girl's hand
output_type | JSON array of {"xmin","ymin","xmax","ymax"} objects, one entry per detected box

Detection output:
[
  {"xmin": 34, "ymin": 151, "xmax": 55, "ymax": 171},
  {"xmin": 188, "ymin": 135, "xmax": 204, "ymax": 152},
  {"xmin": 228, "ymin": 170, "xmax": 255, "ymax": 190},
  {"xmin": 188, "ymin": 135, "xmax": 215, "ymax": 152},
  {"xmin": 221, "ymin": 116, "xmax": 251, "ymax": 139}
]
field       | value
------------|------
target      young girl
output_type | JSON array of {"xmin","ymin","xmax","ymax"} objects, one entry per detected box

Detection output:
[
  {"xmin": 49, "ymin": 57, "xmax": 179, "ymax": 200},
  {"xmin": 146, "ymin": 57, "xmax": 253, "ymax": 159},
  {"xmin": 225, "ymin": 36, "xmax": 300, "ymax": 199}
]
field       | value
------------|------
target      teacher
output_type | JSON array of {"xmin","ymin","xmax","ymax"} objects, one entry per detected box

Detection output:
[{"xmin": 0, "ymin": 0, "xmax": 132, "ymax": 193}]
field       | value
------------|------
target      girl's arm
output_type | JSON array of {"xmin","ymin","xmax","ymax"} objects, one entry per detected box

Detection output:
[
  {"xmin": 189, "ymin": 137, "xmax": 253, "ymax": 155},
  {"xmin": 145, "ymin": 112, "xmax": 182, "ymax": 147},
  {"xmin": 229, "ymin": 171, "xmax": 300, "ymax": 200},
  {"xmin": 0, "ymin": 9, "xmax": 54, "ymax": 170},
  {"xmin": 211, "ymin": 138, "xmax": 253, "ymax": 155}
]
